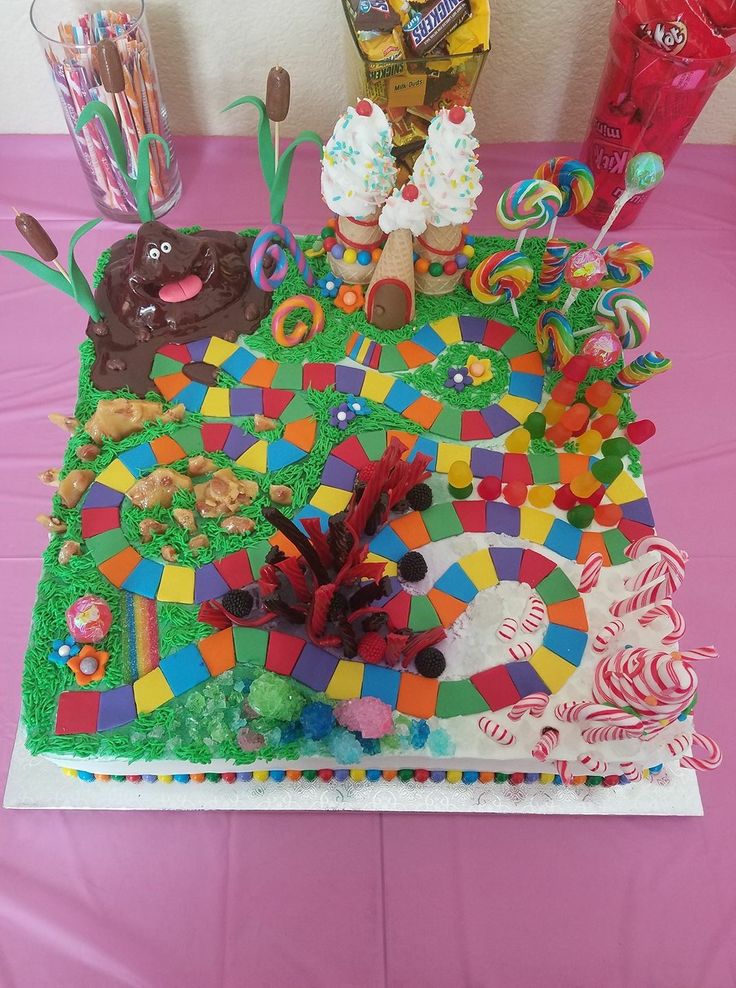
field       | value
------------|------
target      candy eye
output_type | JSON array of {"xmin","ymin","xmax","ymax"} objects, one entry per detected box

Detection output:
[
  {"xmin": 149, "ymin": 246, "xmax": 160, "ymax": 260},
  {"xmin": 161, "ymin": 241, "xmax": 172, "ymax": 253}
]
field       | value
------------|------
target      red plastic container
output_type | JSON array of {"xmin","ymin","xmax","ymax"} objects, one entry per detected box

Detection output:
[{"xmin": 579, "ymin": 1, "xmax": 736, "ymax": 230}]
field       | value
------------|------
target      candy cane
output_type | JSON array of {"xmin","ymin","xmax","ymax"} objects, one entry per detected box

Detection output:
[
  {"xmin": 666, "ymin": 733, "xmax": 690, "ymax": 757},
  {"xmin": 532, "ymin": 727, "xmax": 559, "ymax": 761},
  {"xmin": 556, "ymin": 760, "xmax": 574, "ymax": 784},
  {"xmin": 582, "ymin": 725, "xmax": 638, "ymax": 743},
  {"xmin": 497, "ymin": 617, "xmax": 518, "ymax": 641},
  {"xmin": 508, "ymin": 641, "xmax": 534, "ymax": 661},
  {"xmin": 578, "ymin": 552, "xmax": 603, "ymax": 593},
  {"xmin": 676, "ymin": 646, "xmax": 718, "ymax": 662},
  {"xmin": 250, "ymin": 224, "xmax": 315, "ymax": 292},
  {"xmin": 555, "ymin": 701, "xmax": 645, "ymax": 730},
  {"xmin": 592, "ymin": 619, "xmax": 624, "ymax": 654},
  {"xmin": 578, "ymin": 753, "xmax": 608, "ymax": 774},
  {"xmin": 620, "ymin": 761, "xmax": 642, "ymax": 783},
  {"xmin": 610, "ymin": 576, "xmax": 670, "ymax": 616},
  {"xmin": 520, "ymin": 596, "xmax": 545, "ymax": 633},
  {"xmin": 625, "ymin": 558, "xmax": 668, "ymax": 592},
  {"xmin": 679, "ymin": 732, "xmax": 722, "ymax": 772},
  {"xmin": 624, "ymin": 536, "xmax": 687, "ymax": 593},
  {"xmin": 478, "ymin": 717, "xmax": 516, "ymax": 746},
  {"xmin": 638, "ymin": 600, "xmax": 685, "ymax": 645},
  {"xmin": 508, "ymin": 693, "xmax": 549, "ymax": 721},
  {"xmin": 593, "ymin": 646, "xmax": 699, "ymax": 721}
]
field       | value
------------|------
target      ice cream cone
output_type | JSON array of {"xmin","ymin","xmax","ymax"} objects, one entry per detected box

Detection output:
[
  {"xmin": 414, "ymin": 223, "xmax": 464, "ymax": 295},
  {"xmin": 365, "ymin": 229, "xmax": 415, "ymax": 331},
  {"xmin": 328, "ymin": 210, "xmax": 384, "ymax": 284}
]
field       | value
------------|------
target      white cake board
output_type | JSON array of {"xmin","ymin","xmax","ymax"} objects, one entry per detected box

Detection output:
[{"xmin": 4, "ymin": 723, "xmax": 703, "ymax": 814}]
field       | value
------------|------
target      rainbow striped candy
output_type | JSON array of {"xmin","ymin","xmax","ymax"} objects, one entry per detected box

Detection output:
[
  {"xmin": 470, "ymin": 249, "xmax": 533, "ymax": 305},
  {"xmin": 614, "ymin": 351, "xmax": 672, "ymax": 392},
  {"xmin": 538, "ymin": 238, "xmax": 570, "ymax": 302},
  {"xmin": 496, "ymin": 179, "xmax": 562, "ymax": 231},
  {"xmin": 601, "ymin": 241, "xmax": 654, "ymax": 289},
  {"xmin": 535, "ymin": 308, "xmax": 575, "ymax": 370},
  {"xmin": 595, "ymin": 288, "xmax": 650, "ymax": 349},
  {"xmin": 250, "ymin": 223, "xmax": 315, "ymax": 292},
  {"xmin": 534, "ymin": 156, "xmax": 595, "ymax": 216}
]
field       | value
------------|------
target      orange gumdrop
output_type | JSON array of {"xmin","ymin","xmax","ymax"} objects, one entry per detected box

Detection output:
[
  {"xmin": 585, "ymin": 381, "xmax": 614, "ymax": 409},
  {"xmin": 543, "ymin": 400, "xmax": 565, "ymax": 425},
  {"xmin": 551, "ymin": 379, "xmax": 578, "ymax": 405},
  {"xmin": 560, "ymin": 402, "xmax": 590, "ymax": 432},
  {"xmin": 570, "ymin": 471, "xmax": 600, "ymax": 499},
  {"xmin": 594, "ymin": 503, "xmax": 623, "ymax": 527},
  {"xmin": 594, "ymin": 414, "xmax": 618, "ymax": 439},
  {"xmin": 546, "ymin": 423, "xmax": 572, "ymax": 447}
]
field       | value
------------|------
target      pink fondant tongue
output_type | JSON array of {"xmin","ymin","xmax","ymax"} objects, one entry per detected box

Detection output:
[{"xmin": 158, "ymin": 274, "xmax": 203, "ymax": 303}]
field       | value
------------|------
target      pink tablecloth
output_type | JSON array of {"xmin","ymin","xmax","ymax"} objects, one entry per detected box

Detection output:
[{"xmin": 1, "ymin": 135, "xmax": 734, "ymax": 988}]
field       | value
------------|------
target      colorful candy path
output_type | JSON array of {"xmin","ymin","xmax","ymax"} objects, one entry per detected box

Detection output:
[{"xmin": 55, "ymin": 319, "xmax": 656, "ymax": 736}]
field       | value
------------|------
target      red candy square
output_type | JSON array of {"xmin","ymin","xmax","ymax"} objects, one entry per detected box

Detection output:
[
  {"xmin": 471, "ymin": 665, "xmax": 521, "ymax": 712},
  {"xmin": 55, "ymin": 691, "xmax": 101, "ymax": 735}
]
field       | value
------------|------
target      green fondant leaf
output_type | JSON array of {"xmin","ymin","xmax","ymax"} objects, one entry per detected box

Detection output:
[
  {"xmin": 270, "ymin": 131, "xmax": 323, "ymax": 224},
  {"xmin": 134, "ymin": 134, "xmax": 171, "ymax": 222},
  {"xmin": 67, "ymin": 218, "xmax": 104, "ymax": 321},
  {"xmin": 222, "ymin": 95, "xmax": 275, "ymax": 193},
  {"xmin": 76, "ymin": 100, "xmax": 129, "ymax": 179},
  {"xmin": 0, "ymin": 249, "xmax": 74, "ymax": 298}
]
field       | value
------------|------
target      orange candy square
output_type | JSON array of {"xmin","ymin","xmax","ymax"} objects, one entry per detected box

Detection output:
[
  {"xmin": 397, "ymin": 673, "xmax": 439, "ymax": 718},
  {"xmin": 150, "ymin": 435, "xmax": 187, "ymax": 464},
  {"xmin": 198, "ymin": 627, "xmax": 236, "ymax": 676},
  {"xmin": 98, "ymin": 547, "xmax": 142, "ymax": 587}
]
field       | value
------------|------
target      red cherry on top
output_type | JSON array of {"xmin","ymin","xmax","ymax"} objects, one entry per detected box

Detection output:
[
  {"xmin": 356, "ymin": 99, "xmax": 373, "ymax": 116},
  {"xmin": 448, "ymin": 105, "xmax": 466, "ymax": 124},
  {"xmin": 402, "ymin": 183, "xmax": 419, "ymax": 202}
]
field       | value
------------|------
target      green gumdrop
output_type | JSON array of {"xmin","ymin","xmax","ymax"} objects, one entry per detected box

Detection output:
[
  {"xmin": 568, "ymin": 504, "xmax": 595, "ymax": 529},
  {"xmin": 591, "ymin": 456, "xmax": 623, "ymax": 485},
  {"xmin": 248, "ymin": 672, "xmax": 306, "ymax": 722},
  {"xmin": 601, "ymin": 437, "xmax": 631, "ymax": 459},
  {"xmin": 524, "ymin": 412, "xmax": 547, "ymax": 439}
]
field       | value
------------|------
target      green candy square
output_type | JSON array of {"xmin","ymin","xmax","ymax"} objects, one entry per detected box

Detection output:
[
  {"xmin": 378, "ymin": 349, "xmax": 409, "ymax": 374},
  {"xmin": 431, "ymin": 406, "xmax": 463, "ymax": 440},
  {"xmin": 603, "ymin": 528, "xmax": 631, "ymax": 565},
  {"xmin": 85, "ymin": 528, "xmax": 129, "ymax": 563},
  {"xmin": 233, "ymin": 626, "xmax": 268, "ymax": 666},
  {"xmin": 501, "ymin": 332, "xmax": 535, "ymax": 359},
  {"xmin": 528, "ymin": 454, "xmax": 560, "ymax": 485},
  {"xmin": 172, "ymin": 425, "xmax": 205, "ymax": 455},
  {"xmin": 421, "ymin": 502, "xmax": 463, "ymax": 542},
  {"xmin": 246, "ymin": 542, "xmax": 271, "ymax": 576},
  {"xmin": 536, "ymin": 569, "xmax": 578, "ymax": 604},
  {"xmin": 271, "ymin": 364, "xmax": 305, "ymax": 391},
  {"xmin": 409, "ymin": 595, "xmax": 441, "ymax": 631},
  {"xmin": 359, "ymin": 431, "xmax": 388, "ymax": 461},
  {"xmin": 279, "ymin": 394, "xmax": 313, "ymax": 424},
  {"xmin": 436, "ymin": 679, "xmax": 488, "ymax": 718},
  {"xmin": 150, "ymin": 353, "xmax": 186, "ymax": 379}
]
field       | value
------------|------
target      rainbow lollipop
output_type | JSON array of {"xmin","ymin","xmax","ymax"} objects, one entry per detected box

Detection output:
[
  {"xmin": 496, "ymin": 179, "xmax": 563, "ymax": 250},
  {"xmin": 537, "ymin": 238, "xmax": 570, "ymax": 303},
  {"xmin": 561, "ymin": 246, "xmax": 606, "ymax": 314},
  {"xmin": 575, "ymin": 288, "xmax": 650, "ymax": 349},
  {"xmin": 535, "ymin": 308, "xmax": 575, "ymax": 370},
  {"xmin": 470, "ymin": 249, "xmax": 534, "ymax": 318},
  {"xmin": 614, "ymin": 351, "xmax": 671, "ymax": 392},
  {"xmin": 593, "ymin": 152, "xmax": 665, "ymax": 248},
  {"xmin": 601, "ymin": 242, "xmax": 654, "ymax": 289},
  {"xmin": 533, "ymin": 156, "xmax": 594, "ymax": 235}
]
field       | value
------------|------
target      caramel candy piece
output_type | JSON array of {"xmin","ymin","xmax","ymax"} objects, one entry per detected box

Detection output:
[
  {"xmin": 39, "ymin": 469, "xmax": 60, "ymax": 487},
  {"xmin": 172, "ymin": 508, "xmax": 197, "ymax": 531},
  {"xmin": 15, "ymin": 212, "xmax": 58, "ymax": 262},
  {"xmin": 266, "ymin": 66, "xmax": 290, "ymax": 122},
  {"xmin": 254, "ymin": 414, "xmax": 279, "ymax": 433},
  {"xmin": 194, "ymin": 469, "xmax": 258, "ymax": 518},
  {"xmin": 220, "ymin": 516, "xmax": 256, "ymax": 535},
  {"xmin": 85, "ymin": 398, "xmax": 168, "ymax": 443},
  {"xmin": 48, "ymin": 413, "xmax": 79, "ymax": 434},
  {"xmin": 58, "ymin": 541, "xmax": 82, "ymax": 565},
  {"xmin": 36, "ymin": 514, "xmax": 67, "ymax": 534},
  {"xmin": 187, "ymin": 455, "xmax": 217, "ymax": 477},
  {"xmin": 58, "ymin": 470, "xmax": 95, "ymax": 508},
  {"xmin": 139, "ymin": 519, "xmax": 168, "ymax": 543},
  {"xmin": 97, "ymin": 39, "xmax": 125, "ymax": 94},
  {"xmin": 127, "ymin": 468, "xmax": 192, "ymax": 509},
  {"xmin": 188, "ymin": 534, "xmax": 210, "ymax": 554},
  {"xmin": 161, "ymin": 545, "xmax": 178, "ymax": 562},
  {"xmin": 77, "ymin": 444, "xmax": 101, "ymax": 462},
  {"xmin": 269, "ymin": 484, "xmax": 293, "ymax": 506}
]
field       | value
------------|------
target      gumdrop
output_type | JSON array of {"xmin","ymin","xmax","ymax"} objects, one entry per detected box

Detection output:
[
  {"xmin": 554, "ymin": 484, "xmax": 577, "ymax": 510},
  {"xmin": 503, "ymin": 481, "xmax": 528, "ymax": 507},
  {"xmin": 562, "ymin": 354, "xmax": 591, "ymax": 382},
  {"xmin": 591, "ymin": 456, "xmax": 623, "ymax": 484},
  {"xmin": 593, "ymin": 414, "xmax": 618, "ymax": 439},
  {"xmin": 601, "ymin": 437, "xmax": 631, "ymax": 459},
  {"xmin": 568, "ymin": 504, "xmax": 595, "ymax": 529},
  {"xmin": 478, "ymin": 476, "xmax": 502, "ymax": 501},
  {"xmin": 626, "ymin": 419, "xmax": 656, "ymax": 445},
  {"xmin": 577, "ymin": 430, "xmax": 602, "ymax": 455},
  {"xmin": 528, "ymin": 484, "xmax": 555, "ymax": 508},
  {"xmin": 524, "ymin": 412, "xmax": 547, "ymax": 439}
]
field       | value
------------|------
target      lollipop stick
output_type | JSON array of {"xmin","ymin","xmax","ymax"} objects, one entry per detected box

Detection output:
[
  {"xmin": 510, "ymin": 297, "xmax": 519, "ymax": 319},
  {"xmin": 561, "ymin": 287, "xmax": 580, "ymax": 315},
  {"xmin": 592, "ymin": 192, "xmax": 632, "ymax": 249},
  {"xmin": 514, "ymin": 228, "xmax": 527, "ymax": 252},
  {"xmin": 274, "ymin": 120, "xmax": 280, "ymax": 171},
  {"xmin": 572, "ymin": 323, "xmax": 597, "ymax": 338},
  {"xmin": 546, "ymin": 215, "xmax": 558, "ymax": 244}
]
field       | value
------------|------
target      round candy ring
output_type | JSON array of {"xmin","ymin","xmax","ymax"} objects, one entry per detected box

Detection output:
[{"xmin": 271, "ymin": 294, "xmax": 324, "ymax": 347}]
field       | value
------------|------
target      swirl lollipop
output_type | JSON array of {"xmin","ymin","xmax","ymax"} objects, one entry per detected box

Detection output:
[
  {"xmin": 496, "ymin": 179, "xmax": 563, "ymax": 250},
  {"xmin": 533, "ymin": 156, "xmax": 594, "ymax": 234},
  {"xmin": 470, "ymin": 249, "xmax": 533, "ymax": 319},
  {"xmin": 537, "ymin": 239, "xmax": 570, "ymax": 303},
  {"xmin": 250, "ymin": 223, "xmax": 315, "ymax": 292},
  {"xmin": 581, "ymin": 330, "xmax": 622, "ymax": 369},
  {"xmin": 561, "ymin": 247, "xmax": 606, "ymax": 314},
  {"xmin": 574, "ymin": 288, "xmax": 650, "ymax": 350},
  {"xmin": 592, "ymin": 152, "xmax": 664, "ymax": 248},
  {"xmin": 614, "ymin": 351, "xmax": 672, "ymax": 392},
  {"xmin": 535, "ymin": 308, "xmax": 575, "ymax": 370},
  {"xmin": 601, "ymin": 242, "xmax": 654, "ymax": 289}
]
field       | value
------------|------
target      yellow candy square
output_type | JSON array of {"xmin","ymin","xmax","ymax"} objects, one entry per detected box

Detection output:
[
  {"xmin": 436, "ymin": 442, "xmax": 471, "ymax": 473},
  {"xmin": 530, "ymin": 647, "xmax": 576, "ymax": 692},
  {"xmin": 604, "ymin": 471, "xmax": 645, "ymax": 505},
  {"xmin": 158, "ymin": 564, "xmax": 195, "ymax": 604},
  {"xmin": 325, "ymin": 660, "xmax": 365, "ymax": 700},
  {"xmin": 431, "ymin": 316, "xmax": 462, "ymax": 344},
  {"xmin": 360, "ymin": 371, "xmax": 394, "ymax": 403},
  {"xmin": 236, "ymin": 440, "xmax": 268, "ymax": 473},
  {"xmin": 519, "ymin": 507, "xmax": 555, "ymax": 544},
  {"xmin": 95, "ymin": 459, "xmax": 136, "ymax": 493},
  {"xmin": 459, "ymin": 549, "xmax": 498, "ymax": 590},
  {"xmin": 134, "ymin": 667, "xmax": 174, "ymax": 714},
  {"xmin": 200, "ymin": 387, "xmax": 231, "ymax": 417},
  {"xmin": 310, "ymin": 485, "xmax": 351, "ymax": 515},
  {"xmin": 498, "ymin": 394, "xmax": 538, "ymax": 423},
  {"xmin": 356, "ymin": 337, "xmax": 372, "ymax": 363},
  {"xmin": 366, "ymin": 552, "xmax": 397, "ymax": 576},
  {"xmin": 204, "ymin": 337, "xmax": 239, "ymax": 367}
]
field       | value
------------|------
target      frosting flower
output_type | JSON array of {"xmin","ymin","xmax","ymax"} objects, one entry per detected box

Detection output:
[
  {"xmin": 465, "ymin": 355, "xmax": 493, "ymax": 386},
  {"xmin": 345, "ymin": 395, "xmax": 370, "ymax": 417},
  {"xmin": 444, "ymin": 366, "xmax": 472, "ymax": 392},
  {"xmin": 67, "ymin": 644, "xmax": 109, "ymax": 685},
  {"xmin": 48, "ymin": 635, "xmax": 80, "ymax": 667},
  {"xmin": 334, "ymin": 283, "xmax": 364, "ymax": 314},
  {"xmin": 329, "ymin": 403, "xmax": 356, "ymax": 430},
  {"xmin": 317, "ymin": 273, "xmax": 343, "ymax": 298}
]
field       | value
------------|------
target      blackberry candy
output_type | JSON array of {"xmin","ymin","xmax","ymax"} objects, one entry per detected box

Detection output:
[
  {"xmin": 398, "ymin": 551, "xmax": 428, "ymax": 582},
  {"xmin": 222, "ymin": 589, "xmax": 254, "ymax": 618},
  {"xmin": 414, "ymin": 647, "xmax": 446, "ymax": 679},
  {"xmin": 406, "ymin": 483, "xmax": 433, "ymax": 512}
]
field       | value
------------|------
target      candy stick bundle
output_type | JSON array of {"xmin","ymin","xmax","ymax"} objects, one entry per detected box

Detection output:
[{"xmin": 42, "ymin": 9, "xmax": 175, "ymax": 215}]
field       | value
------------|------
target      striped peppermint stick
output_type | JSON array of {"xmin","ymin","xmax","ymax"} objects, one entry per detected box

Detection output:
[
  {"xmin": 555, "ymin": 701, "xmax": 644, "ymax": 730},
  {"xmin": 532, "ymin": 727, "xmax": 560, "ymax": 761},
  {"xmin": 666, "ymin": 733, "xmax": 690, "ymax": 757},
  {"xmin": 620, "ymin": 761, "xmax": 642, "ymax": 783},
  {"xmin": 497, "ymin": 617, "xmax": 518, "ymax": 641},
  {"xmin": 610, "ymin": 576, "xmax": 670, "ymax": 616},
  {"xmin": 624, "ymin": 558, "xmax": 668, "ymax": 592},
  {"xmin": 578, "ymin": 552, "xmax": 603, "ymax": 593},
  {"xmin": 593, "ymin": 646, "xmax": 699, "ymax": 721},
  {"xmin": 556, "ymin": 760, "xmax": 574, "ymax": 784},
  {"xmin": 582, "ymin": 725, "xmax": 638, "ymax": 743},
  {"xmin": 520, "ymin": 596, "xmax": 545, "ymax": 633},
  {"xmin": 508, "ymin": 641, "xmax": 534, "ymax": 660},
  {"xmin": 676, "ymin": 646, "xmax": 718, "ymax": 662},
  {"xmin": 508, "ymin": 693, "xmax": 549, "ymax": 721},
  {"xmin": 638, "ymin": 599, "xmax": 685, "ymax": 645},
  {"xmin": 680, "ymin": 733, "xmax": 722, "ymax": 771},
  {"xmin": 624, "ymin": 536, "xmax": 688, "ymax": 593},
  {"xmin": 478, "ymin": 717, "xmax": 516, "ymax": 746},
  {"xmin": 592, "ymin": 619, "xmax": 624, "ymax": 654},
  {"xmin": 578, "ymin": 753, "xmax": 608, "ymax": 773}
]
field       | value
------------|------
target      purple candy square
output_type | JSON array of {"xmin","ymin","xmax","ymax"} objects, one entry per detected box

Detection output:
[
  {"xmin": 229, "ymin": 389, "xmax": 264, "ymax": 416},
  {"xmin": 507, "ymin": 661, "xmax": 551, "ymax": 697},
  {"xmin": 335, "ymin": 365, "xmax": 366, "ymax": 395},
  {"xmin": 98, "ymin": 685, "xmax": 137, "ymax": 730},
  {"xmin": 372, "ymin": 576, "xmax": 401, "ymax": 608},
  {"xmin": 621, "ymin": 498, "xmax": 655, "ymax": 527},
  {"xmin": 459, "ymin": 316, "xmax": 488, "ymax": 342},
  {"xmin": 186, "ymin": 339, "xmax": 210, "ymax": 362},
  {"xmin": 470, "ymin": 447, "xmax": 504, "ymax": 478},
  {"xmin": 222, "ymin": 429, "xmax": 258, "ymax": 460},
  {"xmin": 490, "ymin": 546, "xmax": 523, "ymax": 581},
  {"xmin": 321, "ymin": 456, "xmax": 358, "ymax": 492},
  {"xmin": 482, "ymin": 404, "xmax": 519, "ymax": 437},
  {"xmin": 83, "ymin": 483, "xmax": 125, "ymax": 509},
  {"xmin": 194, "ymin": 563, "xmax": 231, "ymax": 603},
  {"xmin": 486, "ymin": 504, "xmax": 521, "ymax": 539},
  {"xmin": 290, "ymin": 644, "xmax": 339, "ymax": 692}
]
